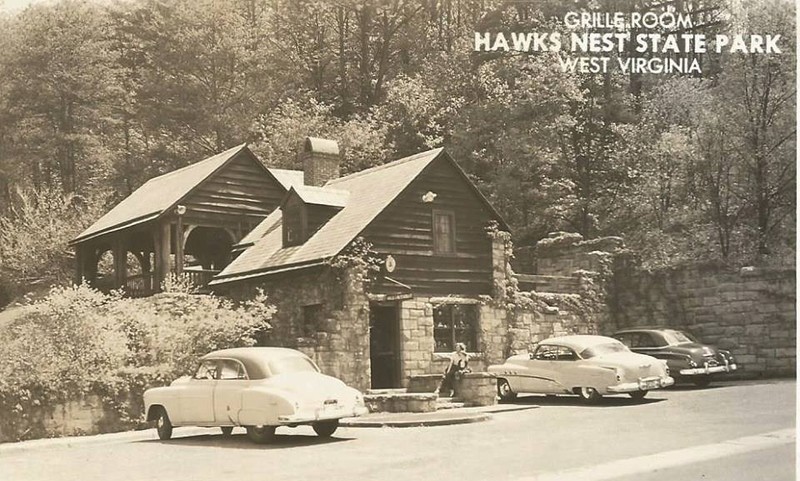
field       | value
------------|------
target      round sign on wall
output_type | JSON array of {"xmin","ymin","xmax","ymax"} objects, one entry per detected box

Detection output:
[{"xmin": 385, "ymin": 255, "xmax": 396, "ymax": 273}]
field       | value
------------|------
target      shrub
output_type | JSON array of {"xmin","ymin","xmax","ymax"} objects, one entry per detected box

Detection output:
[{"xmin": 0, "ymin": 282, "xmax": 274, "ymax": 440}]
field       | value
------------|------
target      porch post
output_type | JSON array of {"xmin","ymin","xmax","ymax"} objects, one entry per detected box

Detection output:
[
  {"xmin": 153, "ymin": 219, "xmax": 171, "ymax": 291},
  {"xmin": 112, "ymin": 238, "xmax": 127, "ymax": 289},
  {"xmin": 175, "ymin": 206, "xmax": 185, "ymax": 275},
  {"xmin": 74, "ymin": 245, "xmax": 85, "ymax": 285}
]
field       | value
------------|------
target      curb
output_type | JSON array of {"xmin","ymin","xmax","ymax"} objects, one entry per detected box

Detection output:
[
  {"xmin": 0, "ymin": 405, "xmax": 542, "ymax": 451},
  {"xmin": 340, "ymin": 404, "xmax": 539, "ymax": 428},
  {"xmin": 340, "ymin": 413, "xmax": 491, "ymax": 428}
]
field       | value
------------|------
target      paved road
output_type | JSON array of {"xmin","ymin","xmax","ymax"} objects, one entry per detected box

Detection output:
[{"xmin": 0, "ymin": 380, "xmax": 794, "ymax": 481}]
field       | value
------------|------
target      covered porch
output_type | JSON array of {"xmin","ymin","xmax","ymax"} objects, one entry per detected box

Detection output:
[{"xmin": 72, "ymin": 208, "xmax": 235, "ymax": 297}]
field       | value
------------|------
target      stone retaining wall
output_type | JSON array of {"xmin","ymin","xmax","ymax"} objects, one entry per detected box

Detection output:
[
  {"xmin": 527, "ymin": 231, "xmax": 796, "ymax": 379},
  {"xmin": 609, "ymin": 263, "xmax": 796, "ymax": 378},
  {"xmin": 0, "ymin": 394, "xmax": 141, "ymax": 443}
]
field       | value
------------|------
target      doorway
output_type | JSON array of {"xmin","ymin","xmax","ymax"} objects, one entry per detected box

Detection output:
[{"xmin": 369, "ymin": 303, "xmax": 401, "ymax": 389}]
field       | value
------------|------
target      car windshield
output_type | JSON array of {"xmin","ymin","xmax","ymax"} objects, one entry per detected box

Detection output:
[
  {"xmin": 268, "ymin": 356, "xmax": 319, "ymax": 375},
  {"xmin": 662, "ymin": 330, "xmax": 696, "ymax": 345},
  {"xmin": 580, "ymin": 341, "xmax": 629, "ymax": 359}
]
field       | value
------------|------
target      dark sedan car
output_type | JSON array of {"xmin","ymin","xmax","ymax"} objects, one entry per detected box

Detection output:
[{"xmin": 612, "ymin": 328, "xmax": 737, "ymax": 387}]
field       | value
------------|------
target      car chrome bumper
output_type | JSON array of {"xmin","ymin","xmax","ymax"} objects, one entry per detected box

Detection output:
[
  {"xmin": 679, "ymin": 363, "xmax": 737, "ymax": 376},
  {"xmin": 278, "ymin": 406, "xmax": 369, "ymax": 424},
  {"xmin": 607, "ymin": 376, "xmax": 674, "ymax": 393}
]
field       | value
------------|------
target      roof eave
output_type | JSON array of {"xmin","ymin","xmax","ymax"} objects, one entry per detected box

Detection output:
[
  {"xmin": 69, "ymin": 212, "xmax": 161, "ymax": 246},
  {"xmin": 210, "ymin": 259, "xmax": 330, "ymax": 286}
]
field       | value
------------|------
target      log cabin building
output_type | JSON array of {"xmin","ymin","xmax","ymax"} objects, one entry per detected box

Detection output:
[{"xmin": 73, "ymin": 138, "xmax": 514, "ymax": 391}]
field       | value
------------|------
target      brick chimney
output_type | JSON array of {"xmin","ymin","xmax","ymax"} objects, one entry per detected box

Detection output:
[{"xmin": 300, "ymin": 137, "xmax": 340, "ymax": 187}]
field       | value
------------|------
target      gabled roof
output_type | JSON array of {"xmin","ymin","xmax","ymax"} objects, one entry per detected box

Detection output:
[
  {"xmin": 71, "ymin": 144, "xmax": 248, "ymax": 245},
  {"xmin": 70, "ymin": 145, "xmax": 303, "ymax": 246},
  {"xmin": 211, "ymin": 148, "xmax": 508, "ymax": 286}
]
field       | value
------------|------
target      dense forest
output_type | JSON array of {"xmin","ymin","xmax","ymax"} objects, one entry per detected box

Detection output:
[{"xmin": 0, "ymin": 0, "xmax": 795, "ymax": 303}]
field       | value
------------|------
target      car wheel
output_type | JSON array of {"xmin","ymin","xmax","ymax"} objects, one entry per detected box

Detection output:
[
  {"xmin": 312, "ymin": 420, "xmax": 339, "ymax": 438},
  {"xmin": 220, "ymin": 426, "xmax": 234, "ymax": 436},
  {"xmin": 577, "ymin": 387, "xmax": 602, "ymax": 403},
  {"xmin": 246, "ymin": 425, "xmax": 276, "ymax": 444},
  {"xmin": 497, "ymin": 379, "xmax": 518, "ymax": 402},
  {"xmin": 155, "ymin": 408, "xmax": 173, "ymax": 441},
  {"xmin": 693, "ymin": 376, "xmax": 712, "ymax": 388},
  {"xmin": 628, "ymin": 390, "xmax": 648, "ymax": 400}
]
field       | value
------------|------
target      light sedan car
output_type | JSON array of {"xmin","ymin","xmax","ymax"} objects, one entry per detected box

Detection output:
[
  {"xmin": 143, "ymin": 347, "xmax": 368, "ymax": 443},
  {"xmin": 488, "ymin": 335, "xmax": 674, "ymax": 403},
  {"xmin": 612, "ymin": 328, "xmax": 737, "ymax": 387}
]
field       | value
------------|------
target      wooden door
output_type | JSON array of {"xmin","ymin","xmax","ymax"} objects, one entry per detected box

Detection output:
[{"xmin": 369, "ymin": 303, "xmax": 401, "ymax": 389}]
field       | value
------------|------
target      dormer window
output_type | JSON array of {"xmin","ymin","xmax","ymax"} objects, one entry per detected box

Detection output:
[
  {"xmin": 283, "ymin": 200, "xmax": 305, "ymax": 247},
  {"xmin": 281, "ymin": 186, "xmax": 348, "ymax": 248}
]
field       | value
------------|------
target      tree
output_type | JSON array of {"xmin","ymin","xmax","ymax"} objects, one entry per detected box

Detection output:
[{"xmin": 1, "ymin": 1, "xmax": 119, "ymax": 194}]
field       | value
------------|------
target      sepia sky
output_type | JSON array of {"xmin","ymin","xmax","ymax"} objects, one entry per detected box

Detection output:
[{"xmin": 0, "ymin": 0, "xmax": 118, "ymax": 13}]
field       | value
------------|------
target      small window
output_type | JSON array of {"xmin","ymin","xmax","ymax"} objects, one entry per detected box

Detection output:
[
  {"xmin": 283, "ymin": 203, "xmax": 304, "ymax": 247},
  {"xmin": 434, "ymin": 304, "xmax": 478, "ymax": 352},
  {"xmin": 433, "ymin": 210, "xmax": 456, "ymax": 254},
  {"xmin": 302, "ymin": 304, "xmax": 324, "ymax": 337}
]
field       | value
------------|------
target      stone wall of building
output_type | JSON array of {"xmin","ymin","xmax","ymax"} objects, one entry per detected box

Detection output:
[
  {"xmin": 228, "ymin": 265, "xmax": 372, "ymax": 391},
  {"xmin": 397, "ymin": 297, "xmax": 508, "ymax": 386}
]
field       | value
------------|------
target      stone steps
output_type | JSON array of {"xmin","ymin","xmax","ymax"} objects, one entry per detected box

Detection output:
[{"xmin": 436, "ymin": 397, "xmax": 465, "ymax": 410}]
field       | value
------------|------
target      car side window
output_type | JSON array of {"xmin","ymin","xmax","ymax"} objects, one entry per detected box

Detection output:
[
  {"xmin": 194, "ymin": 360, "xmax": 218, "ymax": 380},
  {"xmin": 615, "ymin": 334, "xmax": 632, "ymax": 347},
  {"xmin": 638, "ymin": 333, "xmax": 662, "ymax": 348},
  {"xmin": 555, "ymin": 346, "xmax": 578, "ymax": 361},
  {"xmin": 650, "ymin": 332, "xmax": 669, "ymax": 347},
  {"xmin": 534, "ymin": 345, "xmax": 555, "ymax": 360},
  {"xmin": 219, "ymin": 359, "xmax": 248, "ymax": 380}
]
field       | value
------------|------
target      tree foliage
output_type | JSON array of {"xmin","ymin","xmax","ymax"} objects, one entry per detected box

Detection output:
[{"xmin": 0, "ymin": 0, "xmax": 794, "ymax": 290}]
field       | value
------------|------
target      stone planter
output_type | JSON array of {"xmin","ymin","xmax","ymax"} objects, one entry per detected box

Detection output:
[{"xmin": 454, "ymin": 372, "xmax": 497, "ymax": 407}]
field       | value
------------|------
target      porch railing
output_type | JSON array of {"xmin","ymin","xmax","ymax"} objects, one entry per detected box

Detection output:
[
  {"xmin": 118, "ymin": 269, "xmax": 220, "ymax": 297},
  {"xmin": 124, "ymin": 273, "xmax": 156, "ymax": 298},
  {"xmin": 182, "ymin": 269, "xmax": 220, "ymax": 291}
]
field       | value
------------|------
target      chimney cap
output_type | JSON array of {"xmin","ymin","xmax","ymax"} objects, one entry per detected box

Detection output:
[{"xmin": 304, "ymin": 137, "xmax": 340, "ymax": 156}]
